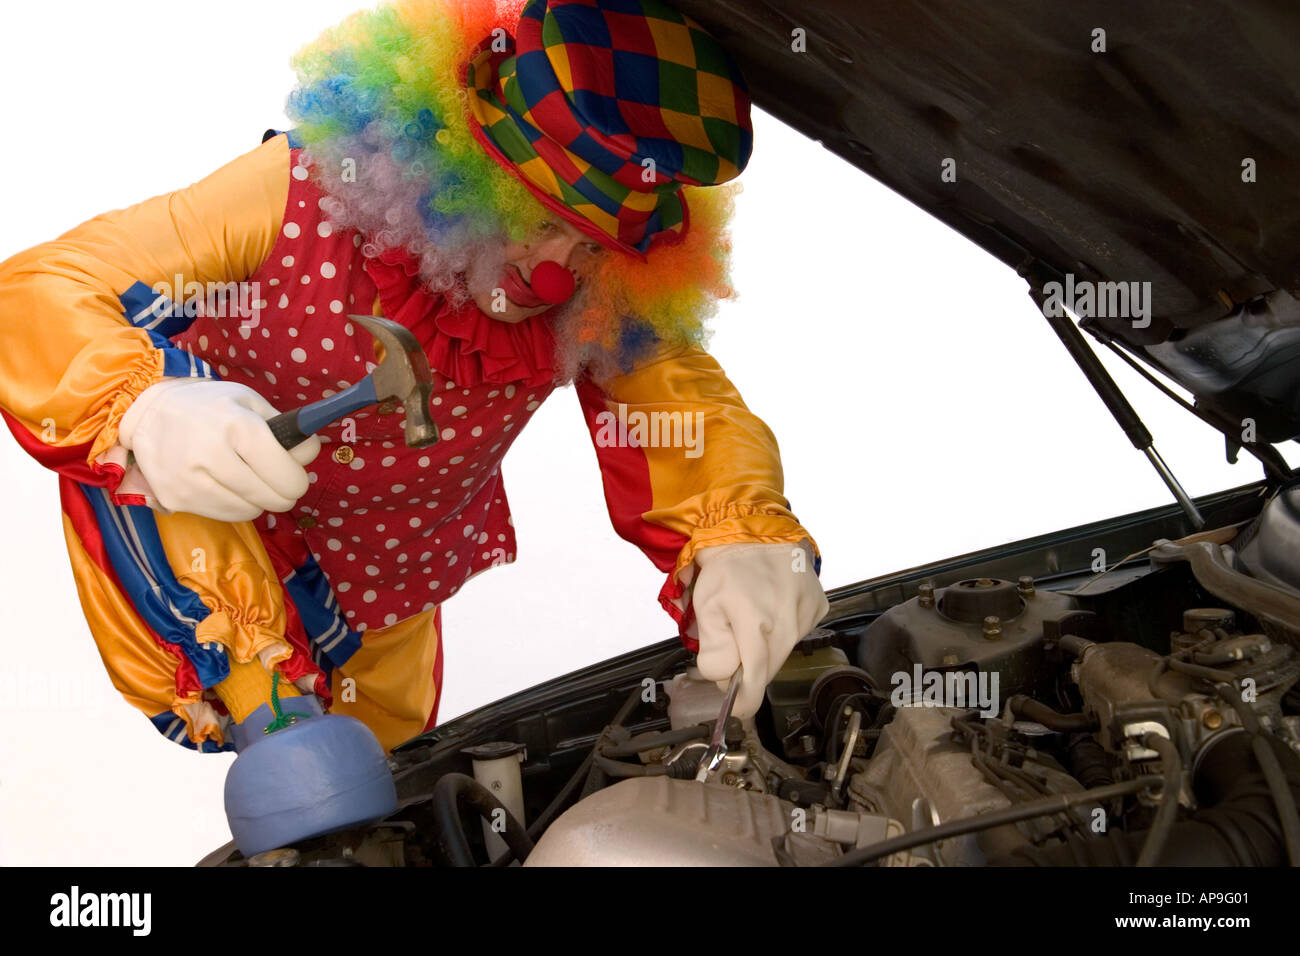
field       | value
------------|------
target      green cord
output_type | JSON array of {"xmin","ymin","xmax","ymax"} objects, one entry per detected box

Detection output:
[{"xmin": 262, "ymin": 671, "xmax": 299, "ymax": 736}]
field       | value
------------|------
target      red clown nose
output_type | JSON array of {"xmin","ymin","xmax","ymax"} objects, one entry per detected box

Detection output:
[{"xmin": 529, "ymin": 260, "xmax": 576, "ymax": 304}]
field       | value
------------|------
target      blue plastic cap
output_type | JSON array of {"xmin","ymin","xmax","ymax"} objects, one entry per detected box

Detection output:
[{"xmin": 224, "ymin": 713, "xmax": 398, "ymax": 859}]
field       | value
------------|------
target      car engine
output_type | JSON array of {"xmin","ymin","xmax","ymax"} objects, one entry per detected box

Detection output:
[
  {"xmin": 523, "ymin": 485, "xmax": 1300, "ymax": 867},
  {"xmin": 203, "ymin": 484, "xmax": 1300, "ymax": 867}
]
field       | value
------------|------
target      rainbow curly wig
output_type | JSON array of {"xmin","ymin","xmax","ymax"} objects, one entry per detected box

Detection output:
[{"xmin": 286, "ymin": 0, "xmax": 741, "ymax": 383}]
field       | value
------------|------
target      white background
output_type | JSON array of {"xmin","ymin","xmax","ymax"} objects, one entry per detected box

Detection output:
[{"xmin": 0, "ymin": 1, "xmax": 1289, "ymax": 865}]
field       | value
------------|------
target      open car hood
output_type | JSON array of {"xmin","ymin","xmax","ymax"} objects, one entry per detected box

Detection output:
[{"xmin": 675, "ymin": 0, "xmax": 1300, "ymax": 443}]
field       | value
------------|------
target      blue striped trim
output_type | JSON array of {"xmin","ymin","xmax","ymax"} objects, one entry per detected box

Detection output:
[
  {"xmin": 282, "ymin": 556, "xmax": 363, "ymax": 670},
  {"xmin": 150, "ymin": 711, "xmax": 233, "ymax": 752},
  {"xmin": 262, "ymin": 127, "xmax": 304, "ymax": 149},
  {"xmin": 78, "ymin": 484, "xmax": 231, "ymax": 689},
  {"xmin": 118, "ymin": 281, "xmax": 221, "ymax": 380}
]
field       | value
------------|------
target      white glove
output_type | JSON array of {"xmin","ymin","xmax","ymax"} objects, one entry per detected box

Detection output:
[
  {"xmin": 692, "ymin": 539, "xmax": 829, "ymax": 719},
  {"xmin": 117, "ymin": 378, "xmax": 321, "ymax": 522}
]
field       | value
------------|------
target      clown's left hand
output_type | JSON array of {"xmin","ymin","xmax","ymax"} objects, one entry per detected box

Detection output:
[{"xmin": 692, "ymin": 540, "xmax": 830, "ymax": 719}]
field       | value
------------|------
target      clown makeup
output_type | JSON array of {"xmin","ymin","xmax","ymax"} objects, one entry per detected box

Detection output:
[{"xmin": 469, "ymin": 217, "xmax": 605, "ymax": 324}]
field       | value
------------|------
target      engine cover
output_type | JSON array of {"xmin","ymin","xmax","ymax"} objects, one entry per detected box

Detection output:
[
  {"xmin": 859, "ymin": 577, "xmax": 1075, "ymax": 698},
  {"xmin": 524, "ymin": 777, "xmax": 797, "ymax": 866}
]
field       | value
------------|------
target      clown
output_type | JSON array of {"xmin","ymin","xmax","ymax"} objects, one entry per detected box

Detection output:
[{"xmin": 0, "ymin": 0, "xmax": 826, "ymax": 855}]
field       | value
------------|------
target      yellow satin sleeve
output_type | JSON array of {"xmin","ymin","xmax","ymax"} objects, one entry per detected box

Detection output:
[
  {"xmin": 0, "ymin": 135, "xmax": 289, "ymax": 463},
  {"xmin": 589, "ymin": 344, "xmax": 819, "ymax": 583}
]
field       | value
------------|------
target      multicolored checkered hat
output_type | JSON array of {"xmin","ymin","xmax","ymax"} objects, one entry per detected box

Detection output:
[{"xmin": 465, "ymin": 0, "xmax": 753, "ymax": 257}]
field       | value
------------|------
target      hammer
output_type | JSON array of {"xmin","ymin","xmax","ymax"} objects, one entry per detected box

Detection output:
[{"xmin": 265, "ymin": 314, "xmax": 438, "ymax": 450}]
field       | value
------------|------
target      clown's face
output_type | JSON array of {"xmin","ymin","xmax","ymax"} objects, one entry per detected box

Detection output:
[{"xmin": 471, "ymin": 217, "xmax": 605, "ymax": 323}]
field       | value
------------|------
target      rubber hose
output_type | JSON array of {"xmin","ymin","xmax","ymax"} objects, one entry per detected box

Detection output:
[
  {"xmin": 1008, "ymin": 695, "xmax": 1099, "ymax": 732},
  {"xmin": 991, "ymin": 730, "xmax": 1300, "ymax": 866},
  {"xmin": 431, "ymin": 772, "xmax": 534, "ymax": 867}
]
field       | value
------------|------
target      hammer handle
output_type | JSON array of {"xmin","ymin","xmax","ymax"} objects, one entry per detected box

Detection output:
[{"xmin": 266, "ymin": 375, "xmax": 379, "ymax": 450}]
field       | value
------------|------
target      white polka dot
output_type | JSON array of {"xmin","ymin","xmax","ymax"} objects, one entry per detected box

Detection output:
[
  {"xmin": 365, "ymin": 565, "xmax": 380, "ymax": 577},
  {"xmin": 382, "ymin": 456, "xmax": 396, "ymax": 467},
  {"xmin": 384, "ymin": 613, "xmax": 397, "ymax": 626},
  {"xmin": 297, "ymin": 376, "xmax": 311, "ymax": 386},
  {"xmin": 417, "ymin": 456, "xmax": 430, "ymax": 468},
  {"xmin": 526, "ymin": 401, "xmax": 540, "ymax": 411},
  {"xmin": 329, "ymin": 300, "xmax": 344, "ymax": 314},
  {"xmin": 350, "ymin": 458, "xmax": 366, "ymax": 470},
  {"xmin": 288, "ymin": 327, "xmax": 299, "ymax": 337},
  {"xmin": 362, "ymin": 589, "xmax": 377, "ymax": 603},
  {"xmin": 292, "ymin": 165, "xmax": 309, "ymax": 181},
  {"xmin": 284, "ymin": 222, "xmax": 301, "ymax": 239},
  {"xmin": 337, "ymin": 582, "xmax": 351, "ymax": 593},
  {"xmin": 327, "ymin": 539, "xmax": 342, "ymax": 551},
  {"xmin": 409, "ymin": 517, "xmax": 421, "ymax": 528},
  {"xmin": 505, "ymin": 385, "xmax": 516, "ymax": 398},
  {"xmin": 264, "ymin": 371, "xmax": 277, "ymax": 384},
  {"xmin": 291, "ymin": 348, "xmax": 307, "ymax": 363},
  {"xmin": 320, "ymin": 261, "xmax": 336, "ymax": 279},
  {"xmin": 391, "ymin": 484, "xmax": 407, "ymax": 493},
  {"xmin": 317, "ymin": 221, "xmax": 333, "ymax": 238},
  {"xmin": 281, "ymin": 255, "xmax": 295, "ymax": 267},
  {"xmin": 321, "ymin": 338, "xmax": 334, "ymax": 351},
  {"xmin": 385, "ymin": 538, "xmax": 399, "ymax": 549},
  {"xmin": 327, "ymin": 517, "xmax": 343, "ymax": 527},
  {"xmin": 300, "ymin": 275, "xmax": 311, "ymax": 285},
  {"xmin": 451, "ymin": 405, "xmax": 467, "ymax": 417},
  {"xmin": 449, "ymin": 456, "xmax": 464, "ymax": 465},
  {"xmin": 441, "ymin": 428, "xmax": 456, "ymax": 440},
  {"xmin": 471, "ymin": 426, "xmax": 483, "ymax": 437}
]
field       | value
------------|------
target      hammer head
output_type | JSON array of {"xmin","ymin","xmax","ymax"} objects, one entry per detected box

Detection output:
[{"xmin": 351, "ymin": 314, "xmax": 438, "ymax": 448}]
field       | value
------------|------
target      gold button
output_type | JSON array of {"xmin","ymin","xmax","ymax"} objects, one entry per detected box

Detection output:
[
  {"xmin": 297, "ymin": 516, "xmax": 317, "ymax": 529},
  {"xmin": 333, "ymin": 445, "xmax": 355, "ymax": 464},
  {"xmin": 376, "ymin": 401, "xmax": 396, "ymax": 415}
]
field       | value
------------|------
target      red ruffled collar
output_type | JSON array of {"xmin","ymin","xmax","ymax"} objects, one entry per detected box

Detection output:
[{"xmin": 363, "ymin": 249, "xmax": 557, "ymax": 388}]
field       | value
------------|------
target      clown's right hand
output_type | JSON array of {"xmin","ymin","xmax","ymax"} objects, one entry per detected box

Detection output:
[{"xmin": 117, "ymin": 378, "xmax": 322, "ymax": 522}]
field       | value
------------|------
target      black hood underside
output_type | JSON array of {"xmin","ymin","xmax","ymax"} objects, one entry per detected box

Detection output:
[{"xmin": 676, "ymin": 0, "xmax": 1300, "ymax": 442}]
